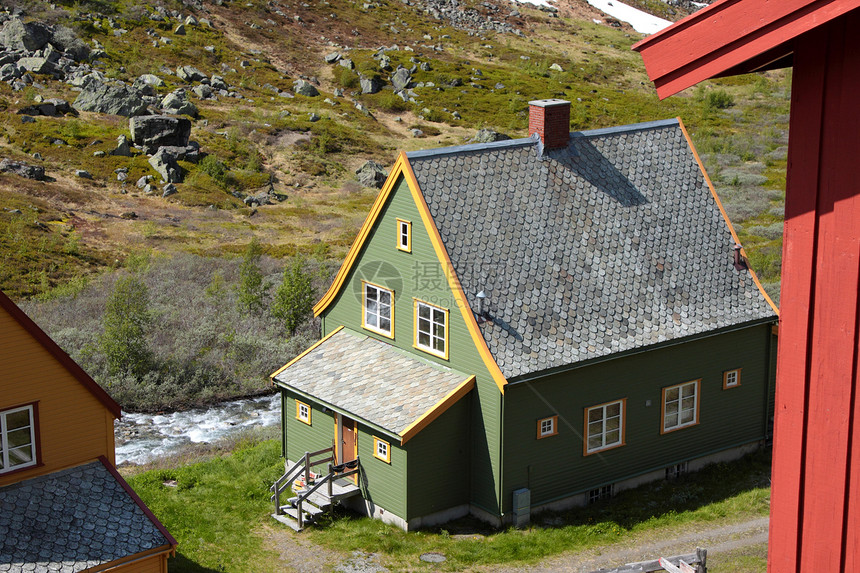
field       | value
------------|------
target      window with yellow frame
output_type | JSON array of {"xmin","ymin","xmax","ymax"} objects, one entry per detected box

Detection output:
[
  {"xmin": 373, "ymin": 437, "xmax": 391, "ymax": 463},
  {"xmin": 396, "ymin": 219, "xmax": 411, "ymax": 252},
  {"xmin": 296, "ymin": 400, "xmax": 311, "ymax": 425}
]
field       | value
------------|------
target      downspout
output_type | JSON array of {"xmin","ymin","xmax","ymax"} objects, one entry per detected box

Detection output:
[{"xmin": 498, "ymin": 390, "xmax": 505, "ymax": 521}]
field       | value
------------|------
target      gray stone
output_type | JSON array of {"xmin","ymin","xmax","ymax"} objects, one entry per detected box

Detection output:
[
  {"xmin": 162, "ymin": 183, "xmax": 178, "ymax": 197},
  {"xmin": 308, "ymin": 112, "xmax": 320, "ymax": 122},
  {"xmin": 149, "ymin": 148, "xmax": 182, "ymax": 183},
  {"xmin": 419, "ymin": 61, "xmax": 431, "ymax": 71},
  {"xmin": 110, "ymin": 135, "xmax": 133, "ymax": 157},
  {"xmin": 0, "ymin": 159, "xmax": 45, "ymax": 180},
  {"xmin": 174, "ymin": 24, "xmax": 186, "ymax": 35},
  {"xmin": 549, "ymin": 63, "xmax": 563, "ymax": 71},
  {"xmin": 129, "ymin": 115, "xmax": 191, "ymax": 153},
  {"xmin": 72, "ymin": 81, "xmax": 148, "ymax": 117},
  {"xmin": 161, "ymin": 89, "xmax": 198, "ymax": 117},
  {"xmin": 0, "ymin": 63, "xmax": 18, "ymax": 81},
  {"xmin": 324, "ymin": 52, "xmax": 341, "ymax": 63},
  {"xmin": 184, "ymin": 15, "xmax": 198, "ymax": 26},
  {"xmin": 359, "ymin": 75, "xmax": 384, "ymax": 94},
  {"xmin": 75, "ymin": 169, "xmax": 92, "ymax": 179},
  {"xmin": 176, "ymin": 65, "xmax": 206, "ymax": 82},
  {"xmin": 469, "ymin": 128, "xmax": 511, "ymax": 143},
  {"xmin": 355, "ymin": 160, "xmax": 387, "ymax": 188},
  {"xmin": 391, "ymin": 67, "xmax": 411, "ymax": 90},
  {"xmin": 191, "ymin": 84, "xmax": 213, "ymax": 99},
  {"xmin": 20, "ymin": 115, "xmax": 35, "ymax": 123},
  {"xmin": 0, "ymin": 18, "xmax": 50, "ymax": 52},
  {"xmin": 134, "ymin": 74, "xmax": 165, "ymax": 88},
  {"xmin": 17, "ymin": 57, "xmax": 56, "ymax": 75},
  {"xmin": 378, "ymin": 55, "xmax": 391, "ymax": 70},
  {"xmin": 293, "ymin": 79, "xmax": 319, "ymax": 97},
  {"xmin": 93, "ymin": 150, "xmax": 105, "ymax": 157},
  {"xmin": 50, "ymin": 25, "xmax": 90, "ymax": 61},
  {"xmin": 411, "ymin": 128, "xmax": 424, "ymax": 137},
  {"xmin": 339, "ymin": 58, "xmax": 354, "ymax": 69},
  {"xmin": 136, "ymin": 175, "xmax": 152, "ymax": 188},
  {"xmin": 209, "ymin": 75, "xmax": 228, "ymax": 90}
]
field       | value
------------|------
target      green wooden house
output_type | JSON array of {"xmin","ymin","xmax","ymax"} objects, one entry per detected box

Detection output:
[{"xmin": 270, "ymin": 99, "xmax": 779, "ymax": 531}]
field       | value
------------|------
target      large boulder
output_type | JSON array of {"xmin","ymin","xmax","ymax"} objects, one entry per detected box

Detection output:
[
  {"xmin": 16, "ymin": 56, "xmax": 56, "ymax": 75},
  {"xmin": 0, "ymin": 159, "xmax": 45, "ymax": 180},
  {"xmin": 49, "ymin": 26, "xmax": 90, "ymax": 61},
  {"xmin": 18, "ymin": 98, "xmax": 74, "ymax": 117},
  {"xmin": 161, "ymin": 89, "xmax": 197, "ymax": 117},
  {"xmin": 129, "ymin": 115, "xmax": 191, "ymax": 154},
  {"xmin": 293, "ymin": 79, "xmax": 319, "ymax": 97},
  {"xmin": 0, "ymin": 18, "xmax": 50, "ymax": 52},
  {"xmin": 355, "ymin": 160, "xmax": 387, "ymax": 189},
  {"xmin": 73, "ymin": 81, "xmax": 148, "ymax": 117},
  {"xmin": 391, "ymin": 67, "xmax": 412, "ymax": 90},
  {"xmin": 359, "ymin": 75, "xmax": 384, "ymax": 95},
  {"xmin": 176, "ymin": 65, "xmax": 207, "ymax": 82},
  {"xmin": 148, "ymin": 147, "xmax": 182, "ymax": 183},
  {"xmin": 469, "ymin": 128, "xmax": 511, "ymax": 144}
]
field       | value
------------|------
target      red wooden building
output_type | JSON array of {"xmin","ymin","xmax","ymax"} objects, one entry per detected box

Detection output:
[{"xmin": 634, "ymin": 1, "xmax": 860, "ymax": 570}]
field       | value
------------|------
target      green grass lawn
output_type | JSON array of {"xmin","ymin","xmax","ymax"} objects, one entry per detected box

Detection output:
[{"xmin": 126, "ymin": 439, "xmax": 771, "ymax": 572}]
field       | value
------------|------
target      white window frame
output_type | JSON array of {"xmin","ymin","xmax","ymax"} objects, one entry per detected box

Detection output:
[
  {"xmin": 396, "ymin": 219, "xmax": 411, "ymax": 253},
  {"xmin": 363, "ymin": 282, "xmax": 394, "ymax": 338},
  {"xmin": 723, "ymin": 368, "xmax": 741, "ymax": 389},
  {"xmin": 414, "ymin": 299, "xmax": 448, "ymax": 359},
  {"xmin": 373, "ymin": 437, "xmax": 391, "ymax": 463},
  {"xmin": 662, "ymin": 380, "xmax": 700, "ymax": 433},
  {"xmin": 584, "ymin": 399, "xmax": 625, "ymax": 455},
  {"xmin": 296, "ymin": 400, "xmax": 311, "ymax": 425},
  {"xmin": 537, "ymin": 415, "xmax": 558, "ymax": 439},
  {"xmin": 0, "ymin": 404, "xmax": 37, "ymax": 474}
]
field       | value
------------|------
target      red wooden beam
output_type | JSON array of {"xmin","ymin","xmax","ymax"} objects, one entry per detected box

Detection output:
[{"xmin": 632, "ymin": 0, "xmax": 860, "ymax": 99}]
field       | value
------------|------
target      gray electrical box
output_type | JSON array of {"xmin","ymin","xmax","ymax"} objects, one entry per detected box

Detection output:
[{"xmin": 512, "ymin": 488, "xmax": 531, "ymax": 528}]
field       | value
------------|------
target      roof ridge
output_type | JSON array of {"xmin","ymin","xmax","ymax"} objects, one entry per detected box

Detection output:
[
  {"xmin": 405, "ymin": 134, "xmax": 538, "ymax": 160},
  {"xmin": 571, "ymin": 117, "xmax": 680, "ymax": 138}
]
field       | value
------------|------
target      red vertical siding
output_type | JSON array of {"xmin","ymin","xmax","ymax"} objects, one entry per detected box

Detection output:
[{"xmin": 769, "ymin": 12, "xmax": 860, "ymax": 572}]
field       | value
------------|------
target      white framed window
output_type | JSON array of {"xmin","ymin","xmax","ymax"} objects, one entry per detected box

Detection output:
[
  {"xmin": 0, "ymin": 404, "xmax": 37, "ymax": 474},
  {"xmin": 584, "ymin": 399, "xmax": 625, "ymax": 454},
  {"xmin": 373, "ymin": 437, "xmax": 390, "ymax": 463},
  {"xmin": 296, "ymin": 400, "xmax": 311, "ymax": 425},
  {"xmin": 662, "ymin": 380, "xmax": 700, "ymax": 433},
  {"xmin": 537, "ymin": 415, "xmax": 558, "ymax": 439},
  {"xmin": 723, "ymin": 368, "xmax": 741, "ymax": 389},
  {"xmin": 363, "ymin": 282, "xmax": 393, "ymax": 337},
  {"xmin": 414, "ymin": 299, "xmax": 448, "ymax": 358},
  {"xmin": 396, "ymin": 219, "xmax": 411, "ymax": 252},
  {"xmin": 588, "ymin": 484, "xmax": 613, "ymax": 504}
]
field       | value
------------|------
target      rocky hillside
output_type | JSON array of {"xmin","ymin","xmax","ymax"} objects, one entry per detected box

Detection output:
[{"xmin": 0, "ymin": 0, "xmax": 785, "ymax": 301}]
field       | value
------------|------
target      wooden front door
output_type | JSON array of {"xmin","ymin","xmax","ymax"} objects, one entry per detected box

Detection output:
[{"xmin": 341, "ymin": 416, "xmax": 356, "ymax": 463}]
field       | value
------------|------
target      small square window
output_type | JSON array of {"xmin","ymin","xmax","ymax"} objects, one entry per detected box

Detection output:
[
  {"xmin": 723, "ymin": 368, "xmax": 741, "ymax": 389},
  {"xmin": 296, "ymin": 400, "xmax": 311, "ymax": 425},
  {"xmin": 537, "ymin": 415, "xmax": 558, "ymax": 439},
  {"xmin": 397, "ymin": 219, "xmax": 411, "ymax": 252},
  {"xmin": 373, "ymin": 437, "xmax": 391, "ymax": 463},
  {"xmin": 665, "ymin": 461, "xmax": 688, "ymax": 480},
  {"xmin": 588, "ymin": 484, "xmax": 613, "ymax": 504}
]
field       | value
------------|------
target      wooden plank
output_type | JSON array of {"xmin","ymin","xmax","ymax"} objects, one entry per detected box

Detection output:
[
  {"xmin": 766, "ymin": 21, "xmax": 829, "ymax": 573},
  {"xmin": 798, "ymin": 13, "xmax": 860, "ymax": 571},
  {"xmin": 633, "ymin": 0, "xmax": 860, "ymax": 98}
]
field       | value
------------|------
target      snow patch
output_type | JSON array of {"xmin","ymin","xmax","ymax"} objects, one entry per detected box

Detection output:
[
  {"xmin": 586, "ymin": 0, "xmax": 672, "ymax": 35},
  {"xmin": 511, "ymin": 0, "xmax": 555, "ymax": 8}
]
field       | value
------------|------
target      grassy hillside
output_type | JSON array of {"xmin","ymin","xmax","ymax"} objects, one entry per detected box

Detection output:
[{"xmin": 0, "ymin": 0, "xmax": 787, "ymax": 301}]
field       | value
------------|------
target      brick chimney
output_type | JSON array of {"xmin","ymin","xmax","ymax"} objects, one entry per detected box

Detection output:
[{"xmin": 528, "ymin": 99, "xmax": 571, "ymax": 150}]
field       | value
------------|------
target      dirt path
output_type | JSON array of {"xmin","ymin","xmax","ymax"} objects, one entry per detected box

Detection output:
[
  {"xmin": 477, "ymin": 517, "xmax": 769, "ymax": 573},
  {"xmin": 262, "ymin": 516, "xmax": 769, "ymax": 572}
]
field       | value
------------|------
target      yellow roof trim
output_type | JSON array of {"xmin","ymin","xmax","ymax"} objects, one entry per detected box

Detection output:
[
  {"xmin": 313, "ymin": 155, "xmax": 410, "ymax": 317},
  {"xmin": 400, "ymin": 156, "xmax": 509, "ymax": 393},
  {"xmin": 270, "ymin": 325, "xmax": 345, "ymax": 380},
  {"xmin": 677, "ymin": 117, "xmax": 779, "ymax": 316},
  {"xmin": 399, "ymin": 375, "xmax": 475, "ymax": 445}
]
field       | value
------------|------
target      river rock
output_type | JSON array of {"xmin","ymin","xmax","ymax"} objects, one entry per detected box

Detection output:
[
  {"xmin": 0, "ymin": 158, "xmax": 45, "ymax": 180},
  {"xmin": 293, "ymin": 79, "xmax": 319, "ymax": 97},
  {"xmin": 73, "ymin": 80, "xmax": 148, "ymax": 117},
  {"xmin": 355, "ymin": 160, "xmax": 387, "ymax": 188},
  {"xmin": 359, "ymin": 74, "xmax": 383, "ymax": 94},
  {"xmin": 161, "ymin": 89, "xmax": 198, "ymax": 117},
  {"xmin": 0, "ymin": 17, "xmax": 50, "ymax": 52},
  {"xmin": 130, "ymin": 115, "xmax": 191, "ymax": 153}
]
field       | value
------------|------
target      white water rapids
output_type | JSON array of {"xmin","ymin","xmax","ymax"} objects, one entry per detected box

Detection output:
[{"xmin": 114, "ymin": 393, "xmax": 281, "ymax": 465}]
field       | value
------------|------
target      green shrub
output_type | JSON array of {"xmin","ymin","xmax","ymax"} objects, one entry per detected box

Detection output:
[
  {"xmin": 100, "ymin": 274, "xmax": 152, "ymax": 377},
  {"xmin": 235, "ymin": 237, "xmax": 269, "ymax": 315},
  {"xmin": 705, "ymin": 89, "xmax": 735, "ymax": 111},
  {"xmin": 272, "ymin": 256, "xmax": 315, "ymax": 335},
  {"xmin": 335, "ymin": 66, "xmax": 359, "ymax": 89},
  {"xmin": 199, "ymin": 154, "xmax": 228, "ymax": 185}
]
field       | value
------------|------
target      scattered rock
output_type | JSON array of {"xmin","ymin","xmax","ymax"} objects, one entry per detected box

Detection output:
[
  {"xmin": 549, "ymin": 63, "xmax": 563, "ymax": 72},
  {"xmin": 18, "ymin": 98, "xmax": 74, "ymax": 117},
  {"xmin": 0, "ymin": 158, "xmax": 45, "ymax": 180},
  {"xmin": 120, "ymin": 211, "xmax": 137, "ymax": 219},
  {"xmin": 73, "ymin": 80, "xmax": 148, "ymax": 117},
  {"xmin": 162, "ymin": 183, "xmax": 178, "ymax": 197},
  {"xmin": 149, "ymin": 148, "xmax": 182, "ymax": 183},
  {"xmin": 308, "ymin": 112, "xmax": 320, "ymax": 122},
  {"xmin": 293, "ymin": 79, "xmax": 320, "ymax": 97},
  {"xmin": 411, "ymin": 128, "xmax": 424, "ymax": 137},
  {"xmin": 130, "ymin": 115, "xmax": 192, "ymax": 154},
  {"xmin": 192, "ymin": 84, "xmax": 213, "ymax": 99},
  {"xmin": 93, "ymin": 150, "xmax": 105, "ymax": 157},
  {"xmin": 324, "ymin": 52, "xmax": 341, "ymax": 63},
  {"xmin": 391, "ymin": 67, "xmax": 412, "ymax": 90},
  {"xmin": 355, "ymin": 160, "xmax": 387, "ymax": 188},
  {"xmin": 110, "ymin": 134, "xmax": 133, "ymax": 157},
  {"xmin": 339, "ymin": 58, "xmax": 354, "ymax": 69},
  {"xmin": 0, "ymin": 17, "xmax": 51, "ymax": 52},
  {"xmin": 161, "ymin": 89, "xmax": 198, "ymax": 117},
  {"xmin": 136, "ymin": 175, "xmax": 153, "ymax": 188},
  {"xmin": 359, "ymin": 75, "xmax": 384, "ymax": 94},
  {"xmin": 174, "ymin": 24, "xmax": 186, "ymax": 35},
  {"xmin": 176, "ymin": 65, "xmax": 207, "ymax": 82},
  {"xmin": 75, "ymin": 169, "xmax": 92, "ymax": 179},
  {"xmin": 469, "ymin": 128, "xmax": 511, "ymax": 143},
  {"xmin": 20, "ymin": 115, "xmax": 35, "ymax": 123}
]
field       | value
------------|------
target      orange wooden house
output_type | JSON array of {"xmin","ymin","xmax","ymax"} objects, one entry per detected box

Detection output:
[
  {"xmin": 0, "ymin": 290, "xmax": 177, "ymax": 572},
  {"xmin": 635, "ymin": 1, "xmax": 860, "ymax": 570}
]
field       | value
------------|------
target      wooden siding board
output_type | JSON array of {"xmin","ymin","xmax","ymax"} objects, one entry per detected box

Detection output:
[
  {"xmin": 406, "ymin": 397, "xmax": 471, "ymax": 520},
  {"xmin": 502, "ymin": 326, "xmax": 771, "ymax": 507},
  {"xmin": 319, "ymin": 175, "xmax": 503, "ymax": 516},
  {"xmin": 283, "ymin": 393, "xmax": 335, "ymax": 462},
  {"xmin": 0, "ymin": 311, "xmax": 115, "ymax": 486}
]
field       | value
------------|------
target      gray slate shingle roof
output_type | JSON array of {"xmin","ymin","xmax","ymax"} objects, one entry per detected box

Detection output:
[
  {"xmin": 406, "ymin": 119, "xmax": 776, "ymax": 380},
  {"xmin": 0, "ymin": 460, "xmax": 172, "ymax": 573},
  {"xmin": 273, "ymin": 328, "xmax": 471, "ymax": 435}
]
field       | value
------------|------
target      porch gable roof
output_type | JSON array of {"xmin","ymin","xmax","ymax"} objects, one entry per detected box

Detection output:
[{"xmin": 271, "ymin": 327, "xmax": 474, "ymax": 444}]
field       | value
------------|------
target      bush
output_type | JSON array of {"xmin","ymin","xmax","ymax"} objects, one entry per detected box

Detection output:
[
  {"xmin": 100, "ymin": 274, "xmax": 152, "ymax": 376},
  {"xmin": 235, "ymin": 237, "xmax": 269, "ymax": 315},
  {"xmin": 272, "ymin": 256, "xmax": 315, "ymax": 335},
  {"xmin": 704, "ymin": 89, "xmax": 735, "ymax": 111},
  {"xmin": 198, "ymin": 154, "xmax": 228, "ymax": 186}
]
